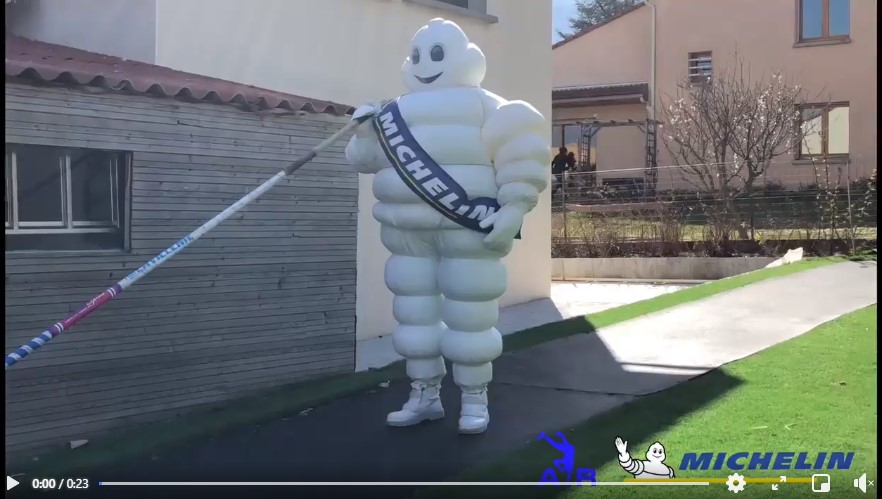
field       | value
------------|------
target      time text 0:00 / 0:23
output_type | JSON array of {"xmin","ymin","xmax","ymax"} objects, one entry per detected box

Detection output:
[{"xmin": 31, "ymin": 478, "xmax": 90, "ymax": 490}]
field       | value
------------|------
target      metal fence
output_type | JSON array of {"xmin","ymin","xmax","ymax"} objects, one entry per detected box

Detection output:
[{"xmin": 551, "ymin": 160, "xmax": 877, "ymax": 258}]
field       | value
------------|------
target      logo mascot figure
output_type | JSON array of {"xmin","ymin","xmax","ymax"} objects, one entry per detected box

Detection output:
[{"xmin": 345, "ymin": 18, "xmax": 550, "ymax": 434}]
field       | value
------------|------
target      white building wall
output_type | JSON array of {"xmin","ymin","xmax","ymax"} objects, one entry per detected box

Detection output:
[
  {"xmin": 7, "ymin": 0, "xmax": 553, "ymax": 342},
  {"xmin": 6, "ymin": 0, "xmax": 157, "ymax": 63}
]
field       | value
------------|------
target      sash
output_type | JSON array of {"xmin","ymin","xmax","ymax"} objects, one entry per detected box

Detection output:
[{"xmin": 373, "ymin": 98, "xmax": 520, "ymax": 239}]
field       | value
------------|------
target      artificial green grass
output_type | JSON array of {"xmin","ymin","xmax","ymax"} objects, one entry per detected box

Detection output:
[
  {"xmin": 418, "ymin": 305, "xmax": 878, "ymax": 499},
  {"xmin": 9, "ymin": 257, "xmax": 847, "ymax": 477}
]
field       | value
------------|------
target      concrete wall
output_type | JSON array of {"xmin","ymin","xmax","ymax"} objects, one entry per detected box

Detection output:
[
  {"xmin": 553, "ymin": 257, "xmax": 777, "ymax": 281},
  {"xmin": 5, "ymin": 0, "xmax": 157, "ymax": 63},
  {"xmin": 6, "ymin": 0, "xmax": 554, "ymax": 342}
]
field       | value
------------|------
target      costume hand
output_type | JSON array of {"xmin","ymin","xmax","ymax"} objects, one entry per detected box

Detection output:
[
  {"xmin": 479, "ymin": 203, "xmax": 525, "ymax": 251},
  {"xmin": 614, "ymin": 437, "xmax": 628, "ymax": 456},
  {"xmin": 351, "ymin": 101, "xmax": 384, "ymax": 122},
  {"xmin": 351, "ymin": 100, "xmax": 388, "ymax": 137}
]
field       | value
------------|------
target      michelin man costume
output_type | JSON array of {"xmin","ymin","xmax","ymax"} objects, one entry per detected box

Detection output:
[
  {"xmin": 615, "ymin": 437, "xmax": 675, "ymax": 479},
  {"xmin": 345, "ymin": 18, "xmax": 550, "ymax": 434}
]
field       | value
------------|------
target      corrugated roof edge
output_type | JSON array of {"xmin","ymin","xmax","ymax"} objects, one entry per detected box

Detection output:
[
  {"xmin": 552, "ymin": 3, "xmax": 645, "ymax": 50},
  {"xmin": 5, "ymin": 35, "xmax": 357, "ymax": 116}
]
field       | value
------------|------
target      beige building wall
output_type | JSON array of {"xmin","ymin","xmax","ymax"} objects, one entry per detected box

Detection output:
[
  {"xmin": 553, "ymin": 0, "xmax": 877, "ymax": 189},
  {"xmin": 154, "ymin": 0, "xmax": 553, "ymax": 341},
  {"xmin": 552, "ymin": 5, "xmax": 649, "ymax": 87},
  {"xmin": 654, "ymin": 0, "xmax": 877, "ymax": 186}
]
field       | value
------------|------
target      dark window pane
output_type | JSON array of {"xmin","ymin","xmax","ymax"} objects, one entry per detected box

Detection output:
[
  {"xmin": 15, "ymin": 145, "xmax": 64, "ymax": 224},
  {"xmin": 801, "ymin": 0, "xmax": 823, "ymax": 39},
  {"xmin": 439, "ymin": 0, "xmax": 470, "ymax": 9},
  {"xmin": 551, "ymin": 125, "xmax": 562, "ymax": 148},
  {"xmin": 829, "ymin": 0, "xmax": 850, "ymax": 36},
  {"xmin": 70, "ymin": 149, "xmax": 115, "ymax": 223},
  {"xmin": 563, "ymin": 124, "xmax": 580, "ymax": 155}
]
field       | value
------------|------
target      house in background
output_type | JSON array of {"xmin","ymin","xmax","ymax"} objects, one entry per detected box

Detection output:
[
  {"xmin": 7, "ymin": 0, "xmax": 554, "ymax": 348},
  {"xmin": 552, "ymin": 0, "xmax": 877, "ymax": 191}
]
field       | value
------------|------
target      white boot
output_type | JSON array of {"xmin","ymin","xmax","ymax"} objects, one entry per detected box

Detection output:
[
  {"xmin": 458, "ymin": 388, "xmax": 489, "ymax": 434},
  {"xmin": 386, "ymin": 380, "xmax": 445, "ymax": 427}
]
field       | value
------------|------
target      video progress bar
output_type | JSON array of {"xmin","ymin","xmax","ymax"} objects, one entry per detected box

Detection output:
[{"xmin": 98, "ymin": 481, "xmax": 710, "ymax": 486}]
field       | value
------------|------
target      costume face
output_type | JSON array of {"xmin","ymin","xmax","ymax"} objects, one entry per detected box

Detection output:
[
  {"xmin": 402, "ymin": 18, "xmax": 487, "ymax": 92},
  {"xmin": 646, "ymin": 442, "xmax": 666, "ymax": 463}
]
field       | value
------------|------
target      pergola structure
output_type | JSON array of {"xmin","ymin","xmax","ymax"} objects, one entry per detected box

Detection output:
[
  {"xmin": 552, "ymin": 83, "xmax": 662, "ymax": 196},
  {"xmin": 574, "ymin": 118, "xmax": 663, "ymax": 195}
]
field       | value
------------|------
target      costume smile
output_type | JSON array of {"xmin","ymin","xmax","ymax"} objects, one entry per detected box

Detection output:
[{"xmin": 416, "ymin": 72, "xmax": 443, "ymax": 84}]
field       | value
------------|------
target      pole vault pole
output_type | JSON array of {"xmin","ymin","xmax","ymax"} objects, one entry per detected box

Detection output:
[{"xmin": 5, "ymin": 115, "xmax": 370, "ymax": 370}]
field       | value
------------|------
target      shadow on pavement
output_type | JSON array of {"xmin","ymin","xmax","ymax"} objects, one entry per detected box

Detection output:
[
  {"xmin": 82, "ymin": 316, "xmax": 742, "ymax": 499},
  {"xmin": 440, "ymin": 369, "xmax": 745, "ymax": 499}
]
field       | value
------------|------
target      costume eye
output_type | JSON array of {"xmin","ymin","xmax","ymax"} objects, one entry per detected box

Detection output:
[
  {"xmin": 430, "ymin": 44, "xmax": 444, "ymax": 62},
  {"xmin": 411, "ymin": 47, "xmax": 420, "ymax": 64}
]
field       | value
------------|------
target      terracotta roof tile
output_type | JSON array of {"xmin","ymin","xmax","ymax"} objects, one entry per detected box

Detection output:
[{"xmin": 5, "ymin": 35, "xmax": 356, "ymax": 116}]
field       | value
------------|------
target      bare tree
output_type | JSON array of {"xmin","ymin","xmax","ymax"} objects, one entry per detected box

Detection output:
[{"xmin": 660, "ymin": 54, "xmax": 822, "ymax": 241}]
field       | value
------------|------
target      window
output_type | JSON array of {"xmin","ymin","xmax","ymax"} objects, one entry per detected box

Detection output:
[
  {"xmin": 5, "ymin": 144, "xmax": 130, "ymax": 251},
  {"xmin": 438, "ymin": 0, "xmax": 469, "ymax": 8},
  {"xmin": 404, "ymin": 0, "xmax": 495, "ymax": 22},
  {"xmin": 688, "ymin": 51, "xmax": 713, "ymax": 84},
  {"xmin": 798, "ymin": 0, "xmax": 850, "ymax": 42},
  {"xmin": 798, "ymin": 103, "xmax": 850, "ymax": 159}
]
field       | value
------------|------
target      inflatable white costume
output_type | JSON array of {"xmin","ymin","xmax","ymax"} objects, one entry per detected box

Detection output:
[{"xmin": 345, "ymin": 18, "xmax": 550, "ymax": 434}]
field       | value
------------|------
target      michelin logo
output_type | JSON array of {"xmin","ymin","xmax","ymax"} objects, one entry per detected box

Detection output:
[{"xmin": 615, "ymin": 436, "xmax": 675, "ymax": 479}]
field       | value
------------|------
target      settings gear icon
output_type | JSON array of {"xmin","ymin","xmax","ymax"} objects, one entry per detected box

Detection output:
[{"xmin": 726, "ymin": 473, "xmax": 747, "ymax": 493}]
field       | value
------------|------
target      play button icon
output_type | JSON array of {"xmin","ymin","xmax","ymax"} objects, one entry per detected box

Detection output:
[{"xmin": 7, "ymin": 476, "xmax": 20, "ymax": 491}]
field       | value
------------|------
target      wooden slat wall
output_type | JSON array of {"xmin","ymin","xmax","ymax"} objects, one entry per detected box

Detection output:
[{"xmin": 4, "ymin": 83, "xmax": 358, "ymax": 454}]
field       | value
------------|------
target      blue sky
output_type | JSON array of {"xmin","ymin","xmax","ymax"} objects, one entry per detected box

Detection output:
[{"xmin": 552, "ymin": 0, "xmax": 579, "ymax": 43}]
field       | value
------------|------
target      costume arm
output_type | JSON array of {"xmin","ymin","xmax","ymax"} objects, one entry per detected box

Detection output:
[
  {"xmin": 482, "ymin": 99, "xmax": 551, "ymax": 214},
  {"xmin": 344, "ymin": 127, "xmax": 385, "ymax": 175},
  {"xmin": 618, "ymin": 455, "xmax": 645, "ymax": 476}
]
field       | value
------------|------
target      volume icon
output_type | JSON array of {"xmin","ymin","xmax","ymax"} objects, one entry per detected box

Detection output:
[{"xmin": 854, "ymin": 473, "xmax": 867, "ymax": 493}]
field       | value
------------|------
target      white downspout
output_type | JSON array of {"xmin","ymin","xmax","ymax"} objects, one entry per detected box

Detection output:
[{"xmin": 643, "ymin": 0, "xmax": 657, "ymax": 121}]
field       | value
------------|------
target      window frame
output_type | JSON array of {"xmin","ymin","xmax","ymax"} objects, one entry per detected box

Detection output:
[
  {"xmin": 437, "ymin": 0, "xmax": 470, "ymax": 9},
  {"xmin": 5, "ymin": 144, "xmax": 131, "ymax": 252},
  {"xmin": 687, "ymin": 51, "xmax": 713, "ymax": 85},
  {"xmin": 796, "ymin": 102, "xmax": 850, "ymax": 160},
  {"xmin": 403, "ymin": 0, "xmax": 498, "ymax": 24},
  {"xmin": 796, "ymin": 0, "xmax": 851, "ymax": 44}
]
